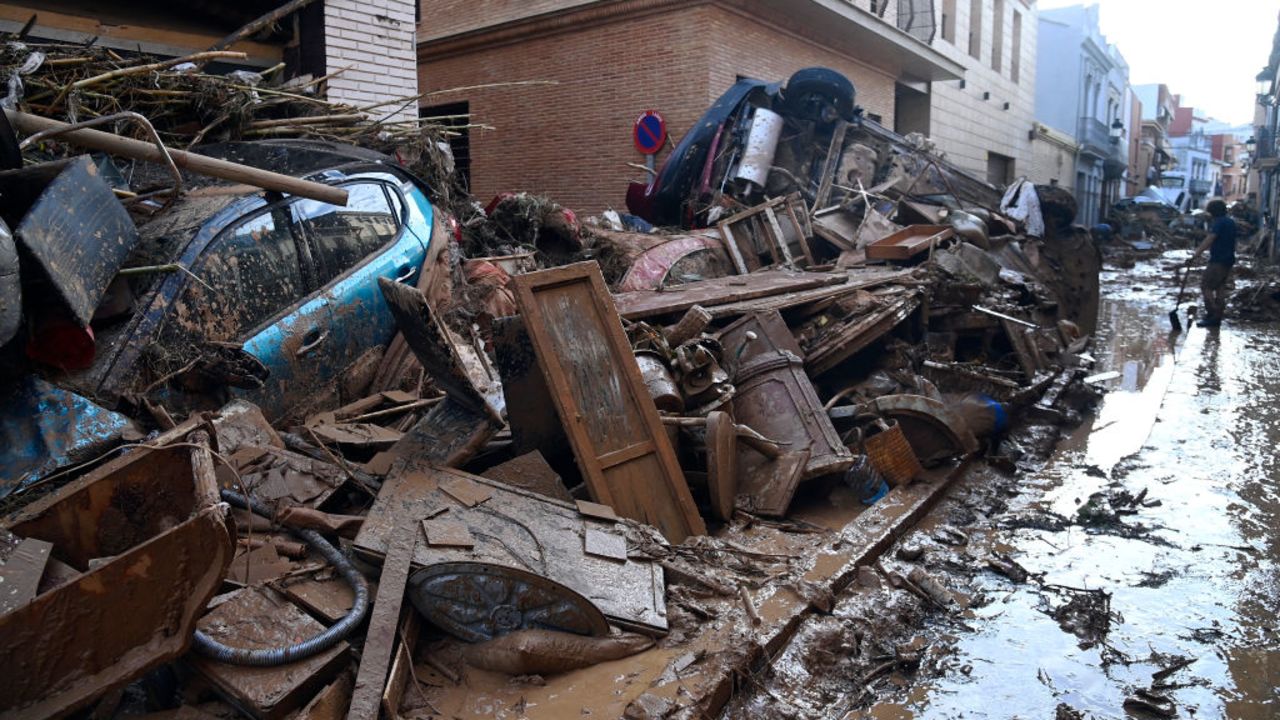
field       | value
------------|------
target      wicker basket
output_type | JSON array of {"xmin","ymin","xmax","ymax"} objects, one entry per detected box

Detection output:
[{"xmin": 864, "ymin": 419, "xmax": 923, "ymax": 487}]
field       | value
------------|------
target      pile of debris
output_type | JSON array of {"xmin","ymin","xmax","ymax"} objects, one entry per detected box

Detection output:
[{"xmin": 0, "ymin": 55, "xmax": 1104, "ymax": 720}]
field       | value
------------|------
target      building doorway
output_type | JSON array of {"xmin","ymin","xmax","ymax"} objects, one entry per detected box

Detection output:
[{"xmin": 986, "ymin": 151, "xmax": 1015, "ymax": 187}]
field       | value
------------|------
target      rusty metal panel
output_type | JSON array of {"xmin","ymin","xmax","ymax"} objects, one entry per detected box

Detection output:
[
  {"xmin": 511, "ymin": 262, "xmax": 705, "ymax": 543},
  {"xmin": 719, "ymin": 311, "xmax": 853, "ymax": 485},
  {"xmin": 0, "ymin": 439, "xmax": 232, "ymax": 720}
]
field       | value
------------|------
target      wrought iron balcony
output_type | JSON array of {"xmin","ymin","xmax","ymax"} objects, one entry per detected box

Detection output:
[{"xmin": 1078, "ymin": 117, "xmax": 1126, "ymax": 163}]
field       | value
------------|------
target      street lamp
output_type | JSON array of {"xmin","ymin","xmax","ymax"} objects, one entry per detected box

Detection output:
[
  {"xmin": 1109, "ymin": 118, "xmax": 1124, "ymax": 144},
  {"xmin": 1247, "ymin": 136, "xmax": 1258, "ymax": 155},
  {"xmin": 1257, "ymin": 68, "xmax": 1275, "ymax": 103}
]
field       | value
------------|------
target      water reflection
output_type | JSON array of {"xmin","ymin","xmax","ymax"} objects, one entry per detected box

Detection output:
[{"xmin": 897, "ymin": 254, "xmax": 1280, "ymax": 719}]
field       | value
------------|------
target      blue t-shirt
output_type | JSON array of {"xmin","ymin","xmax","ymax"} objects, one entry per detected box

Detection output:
[{"xmin": 1209, "ymin": 216, "xmax": 1237, "ymax": 266}]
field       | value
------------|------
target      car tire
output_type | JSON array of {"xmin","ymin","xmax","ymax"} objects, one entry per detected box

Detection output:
[{"xmin": 783, "ymin": 68, "xmax": 856, "ymax": 122}]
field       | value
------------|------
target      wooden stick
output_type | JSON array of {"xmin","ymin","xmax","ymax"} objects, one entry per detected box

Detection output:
[
  {"xmin": 247, "ymin": 113, "xmax": 366, "ymax": 129},
  {"xmin": 69, "ymin": 51, "xmax": 249, "ymax": 91},
  {"xmin": 208, "ymin": 0, "xmax": 321, "ymax": 51},
  {"xmin": 739, "ymin": 585, "xmax": 762, "ymax": 626},
  {"xmin": 6, "ymin": 109, "xmax": 348, "ymax": 206}
]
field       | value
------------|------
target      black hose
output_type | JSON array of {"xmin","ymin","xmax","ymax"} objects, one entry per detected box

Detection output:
[{"xmin": 191, "ymin": 489, "xmax": 370, "ymax": 666}]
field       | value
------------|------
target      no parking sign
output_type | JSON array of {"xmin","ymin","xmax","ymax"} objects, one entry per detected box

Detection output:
[{"xmin": 633, "ymin": 110, "xmax": 666, "ymax": 155}]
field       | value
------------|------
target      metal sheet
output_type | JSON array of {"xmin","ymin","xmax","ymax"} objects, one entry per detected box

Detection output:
[
  {"xmin": 1, "ymin": 438, "xmax": 232, "ymax": 720},
  {"xmin": 354, "ymin": 467, "xmax": 668, "ymax": 634}
]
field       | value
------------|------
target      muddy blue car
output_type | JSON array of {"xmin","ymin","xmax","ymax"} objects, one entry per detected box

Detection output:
[{"xmin": 3, "ymin": 141, "xmax": 438, "ymax": 490}]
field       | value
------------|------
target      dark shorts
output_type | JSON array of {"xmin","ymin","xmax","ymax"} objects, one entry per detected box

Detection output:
[{"xmin": 1202, "ymin": 262, "xmax": 1231, "ymax": 291}]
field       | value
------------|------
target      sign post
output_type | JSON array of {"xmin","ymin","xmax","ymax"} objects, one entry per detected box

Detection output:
[{"xmin": 633, "ymin": 110, "xmax": 667, "ymax": 174}]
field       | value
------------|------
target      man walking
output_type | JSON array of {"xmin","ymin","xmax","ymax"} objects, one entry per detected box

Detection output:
[{"xmin": 1187, "ymin": 199, "xmax": 1237, "ymax": 327}]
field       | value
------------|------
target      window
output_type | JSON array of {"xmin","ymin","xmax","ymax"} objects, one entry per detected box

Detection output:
[
  {"xmin": 991, "ymin": 0, "xmax": 1004, "ymax": 72},
  {"xmin": 1010, "ymin": 11, "xmax": 1022, "ymax": 83},
  {"xmin": 968, "ymin": 0, "xmax": 983, "ymax": 59},
  {"xmin": 294, "ymin": 182, "xmax": 401, "ymax": 287},
  {"xmin": 185, "ymin": 206, "xmax": 307, "ymax": 339},
  {"xmin": 421, "ymin": 101, "xmax": 472, "ymax": 190},
  {"xmin": 942, "ymin": 0, "xmax": 956, "ymax": 42},
  {"xmin": 987, "ymin": 151, "xmax": 1014, "ymax": 186}
]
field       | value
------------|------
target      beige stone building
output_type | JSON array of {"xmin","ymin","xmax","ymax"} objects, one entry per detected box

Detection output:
[
  {"xmin": 926, "ymin": 0, "xmax": 1039, "ymax": 184},
  {"xmin": 1027, "ymin": 122, "xmax": 1078, "ymax": 188}
]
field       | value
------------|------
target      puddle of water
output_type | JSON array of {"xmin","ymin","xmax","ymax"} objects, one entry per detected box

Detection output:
[{"xmin": 882, "ymin": 253, "xmax": 1280, "ymax": 719}]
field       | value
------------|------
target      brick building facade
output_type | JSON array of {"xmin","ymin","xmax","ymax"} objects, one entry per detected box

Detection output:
[{"xmin": 418, "ymin": 0, "xmax": 962, "ymax": 214}]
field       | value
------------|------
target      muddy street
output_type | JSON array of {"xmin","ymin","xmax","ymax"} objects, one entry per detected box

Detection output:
[{"xmin": 848, "ymin": 252, "xmax": 1280, "ymax": 719}]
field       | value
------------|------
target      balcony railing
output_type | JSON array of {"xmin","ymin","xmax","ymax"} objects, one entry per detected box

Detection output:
[
  {"xmin": 1257, "ymin": 128, "xmax": 1277, "ymax": 159},
  {"xmin": 1189, "ymin": 178, "xmax": 1213, "ymax": 195},
  {"xmin": 1078, "ymin": 117, "xmax": 1126, "ymax": 163}
]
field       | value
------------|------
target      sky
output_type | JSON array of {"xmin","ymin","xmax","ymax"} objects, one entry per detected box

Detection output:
[{"xmin": 1036, "ymin": 0, "xmax": 1276, "ymax": 125}]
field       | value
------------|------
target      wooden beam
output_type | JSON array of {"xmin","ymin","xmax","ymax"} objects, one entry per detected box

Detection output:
[
  {"xmin": 0, "ymin": 4, "xmax": 281, "ymax": 64},
  {"xmin": 346, "ymin": 521, "xmax": 418, "ymax": 720}
]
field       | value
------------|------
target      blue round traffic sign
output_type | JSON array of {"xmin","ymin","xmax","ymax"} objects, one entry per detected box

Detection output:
[{"xmin": 633, "ymin": 110, "xmax": 666, "ymax": 155}]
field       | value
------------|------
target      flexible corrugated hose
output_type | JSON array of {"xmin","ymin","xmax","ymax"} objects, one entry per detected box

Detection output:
[{"xmin": 191, "ymin": 489, "xmax": 370, "ymax": 666}]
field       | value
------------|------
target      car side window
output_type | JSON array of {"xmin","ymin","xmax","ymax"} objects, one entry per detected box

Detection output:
[
  {"xmin": 294, "ymin": 182, "xmax": 401, "ymax": 287},
  {"xmin": 182, "ymin": 206, "xmax": 306, "ymax": 340}
]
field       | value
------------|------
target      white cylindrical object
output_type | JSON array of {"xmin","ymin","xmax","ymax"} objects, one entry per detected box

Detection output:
[{"xmin": 734, "ymin": 107, "xmax": 783, "ymax": 188}]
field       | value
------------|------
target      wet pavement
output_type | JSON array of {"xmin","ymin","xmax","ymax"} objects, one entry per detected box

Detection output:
[{"xmin": 882, "ymin": 251, "xmax": 1280, "ymax": 719}]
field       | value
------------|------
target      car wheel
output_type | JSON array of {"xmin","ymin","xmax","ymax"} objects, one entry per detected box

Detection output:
[{"xmin": 782, "ymin": 68, "xmax": 856, "ymax": 123}]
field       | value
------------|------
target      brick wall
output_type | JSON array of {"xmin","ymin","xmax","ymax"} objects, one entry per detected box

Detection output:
[
  {"xmin": 928, "ymin": 0, "xmax": 1037, "ymax": 183},
  {"xmin": 705, "ymin": 6, "xmax": 897, "ymax": 127},
  {"xmin": 325, "ymin": 0, "xmax": 418, "ymax": 121},
  {"xmin": 419, "ymin": 0, "xmax": 598, "ymax": 41},
  {"xmin": 419, "ymin": 3, "xmax": 898, "ymax": 214}
]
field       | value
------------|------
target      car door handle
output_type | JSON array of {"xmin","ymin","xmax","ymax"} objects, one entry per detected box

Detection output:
[
  {"xmin": 295, "ymin": 329, "xmax": 328, "ymax": 356},
  {"xmin": 392, "ymin": 264, "xmax": 416, "ymax": 283}
]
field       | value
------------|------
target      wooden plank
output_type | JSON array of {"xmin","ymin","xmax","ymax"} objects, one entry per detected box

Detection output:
[
  {"xmin": 763, "ymin": 206, "xmax": 797, "ymax": 268},
  {"xmin": 717, "ymin": 222, "xmax": 751, "ymax": 274},
  {"xmin": 381, "ymin": 611, "xmax": 420, "ymax": 718},
  {"xmin": 584, "ymin": 526, "xmax": 628, "ymax": 561},
  {"xmin": 705, "ymin": 411, "xmax": 738, "ymax": 522},
  {"xmin": 806, "ymin": 294, "xmax": 922, "ymax": 376},
  {"xmin": 576, "ymin": 500, "xmax": 619, "ymax": 522},
  {"xmin": 422, "ymin": 518, "xmax": 475, "ymax": 549},
  {"xmin": 612, "ymin": 269, "xmax": 847, "ymax": 320},
  {"xmin": 782, "ymin": 195, "xmax": 817, "ymax": 265},
  {"xmin": 480, "ymin": 450, "xmax": 572, "ymax": 502},
  {"xmin": 438, "ymin": 476, "xmax": 493, "ymax": 507},
  {"xmin": 0, "ymin": 3, "xmax": 281, "ymax": 62},
  {"xmin": 346, "ymin": 522, "xmax": 417, "ymax": 720},
  {"xmin": 513, "ymin": 263, "xmax": 705, "ymax": 543},
  {"xmin": 387, "ymin": 398, "xmax": 499, "ymax": 473},
  {"xmin": 193, "ymin": 588, "xmax": 348, "ymax": 720},
  {"xmin": 706, "ymin": 267, "xmax": 914, "ymax": 319},
  {"xmin": 865, "ymin": 225, "xmax": 954, "ymax": 261},
  {"xmin": 813, "ymin": 121, "xmax": 849, "ymax": 210},
  {"xmin": 379, "ymin": 277, "xmax": 504, "ymax": 421},
  {"xmin": 0, "ymin": 535, "xmax": 52, "ymax": 614}
]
